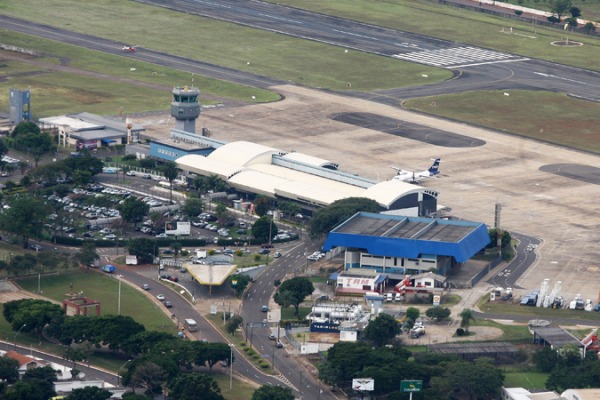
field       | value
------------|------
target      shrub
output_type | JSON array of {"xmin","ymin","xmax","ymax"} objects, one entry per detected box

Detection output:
[
  {"xmin": 260, "ymin": 361, "xmax": 270, "ymax": 369},
  {"xmin": 515, "ymin": 10, "xmax": 522, "ymax": 16},
  {"xmin": 547, "ymin": 16, "xmax": 560, "ymax": 23},
  {"xmin": 456, "ymin": 328, "xmax": 465, "ymax": 336}
]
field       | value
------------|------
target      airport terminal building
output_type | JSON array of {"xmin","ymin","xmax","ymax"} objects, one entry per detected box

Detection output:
[{"xmin": 167, "ymin": 130, "xmax": 439, "ymax": 216}]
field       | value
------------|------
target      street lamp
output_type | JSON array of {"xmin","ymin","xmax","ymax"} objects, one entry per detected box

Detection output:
[
  {"xmin": 14, "ymin": 324, "xmax": 26, "ymax": 350},
  {"xmin": 117, "ymin": 275, "xmax": 123, "ymax": 315},
  {"xmin": 117, "ymin": 359, "xmax": 132, "ymax": 387},
  {"xmin": 229, "ymin": 343, "xmax": 235, "ymax": 390}
]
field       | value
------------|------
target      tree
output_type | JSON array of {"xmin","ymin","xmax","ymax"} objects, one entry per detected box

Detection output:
[
  {"xmin": 127, "ymin": 361, "xmax": 168, "ymax": 394},
  {"xmin": 127, "ymin": 238, "xmax": 157, "ymax": 264},
  {"xmin": 161, "ymin": 161, "xmax": 178, "ymax": 203},
  {"xmin": 168, "ymin": 373, "xmax": 224, "ymax": 400},
  {"xmin": 251, "ymin": 216, "xmax": 278, "ymax": 243},
  {"xmin": 363, "ymin": 313, "xmax": 401, "ymax": 347},
  {"xmin": 0, "ymin": 194, "xmax": 49, "ymax": 247},
  {"xmin": 425, "ymin": 306, "xmax": 451, "ymax": 322},
  {"xmin": 21, "ymin": 365, "xmax": 57, "ymax": 400},
  {"xmin": 274, "ymin": 277, "xmax": 314, "ymax": 316},
  {"xmin": 204, "ymin": 342, "xmax": 232, "ymax": 371},
  {"xmin": 0, "ymin": 357, "xmax": 19, "ymax": 384},
  {"xmin": 230, "ymin": 274, "xmax": 252, "ymax": 297},
  {"xmin": 570, "ymin": 6, "xmax": 581, "ymax": 18},
  {"xmin": 405, "ymin": 307, "xmax": 420, "ymax": 322},
  {"xmin": 251, "ymin": 385, "xmax": 294, "ymax": 400},
  {"xmin": 3, "ymin": 299, "xmax": 64, "ymax": 337},
  {"xmin": 430, "ymin": 358, "xmax": 503, "ymax": 400},
  {"xmin": 253, "ymin": 197, "xmax": 270, "ymax": 217},
  {"xmin": 226, "ymin": 315, "xmax": 243, "ymax": 336},
  {"xmin": 308, "ymin": 197, "xmax": 381, "ymax": 239},
  {"xmin": 550, "ymin": 0, "xmax": 572, "ymax": 19},
  {"xmin": 65, "ymin": 386, "xmax": 112, "ymax": 400},
  {"xmin": 583, "ymin": 22, "xmax": 596, "ymax": 34},
  {"xmin": 459, "ymin": 308, "xmax": 474, "ymax": 333},
  {"xmin": 75, "ymin": 241, "xmax": 99, "ymax": 269},
  {"xmin": 119, "ymin": 197, "xmax": 149, "ymax": 229},
  {"xmin": 182, "ymin": 197, "xmax": 203, "ymax": 218},
  {"xmin": 13, "ymin": 131, "xmax": 54, "ymax": 167},
  {"xmin": 169, "ymin": 241, "xmax": 182, "ymax": 261},
  {"xmin": 11, "ymin": 121, "xmax": 40, "ymax": 137}
]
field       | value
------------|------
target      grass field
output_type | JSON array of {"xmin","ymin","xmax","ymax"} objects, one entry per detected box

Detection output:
[
  {"xmin": 503, "ymin": 367, "xmax": 549, "ymax": 390},
  {"xmin": 0, "ymin": 0, "xmax": 451, "ymax": 93},
  {"xmin": 404, "ymin": 90, "xmax": 600, "ymax": 154},
  {"xmin": 16, "ymin": 270, "xmax": 177, "ymax": 333}
]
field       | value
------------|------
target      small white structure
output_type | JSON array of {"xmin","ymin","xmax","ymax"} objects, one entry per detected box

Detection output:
[{"xmin": 501, "ymin": 387, "xmax": 560, "ymax": 400}]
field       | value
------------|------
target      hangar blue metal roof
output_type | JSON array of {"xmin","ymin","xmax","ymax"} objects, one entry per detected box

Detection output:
[{"xmin": 322, "ymin": 212, "xmax": 490, "ymax": 263}]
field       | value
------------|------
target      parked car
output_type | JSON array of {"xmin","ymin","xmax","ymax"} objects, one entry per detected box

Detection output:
[
  {"xmin": 156, "ymin": 233, "xmax": 168, "ymax": 239},
  {"xmin": 258, "ymin": 249, "xmax": 270, "ymax": 255},
  {"xmin": 30, "ymin": 244, "xmax": 43, "ymax": 251}
]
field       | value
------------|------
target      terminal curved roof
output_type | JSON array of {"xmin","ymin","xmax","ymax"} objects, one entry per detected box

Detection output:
[
  {"xmin": 207, "ymin": 141, "xmax": 278, "ymax": 166},
  {"xmin": 175, "ymin": 141, "xmax": 434, "ymax": 210},
  {"xmin": 177, "ymin": 155, "xmax": 241, "ymax": 179},
  {"xmin": 281, "ymin": 152, "xmax": 337, "ymax": 169},
  {"xmin": 322, "ymin": 212, "xmax": 490, "ymax": 263},
  {"xmin": 362, "ymin": 181, "xmax": 426, "ymax": 205}
]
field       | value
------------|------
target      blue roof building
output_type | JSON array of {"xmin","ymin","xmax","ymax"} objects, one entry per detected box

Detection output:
[{"xmin": 323, "ymin": 212, "xmax": 490, "ymax": 279}]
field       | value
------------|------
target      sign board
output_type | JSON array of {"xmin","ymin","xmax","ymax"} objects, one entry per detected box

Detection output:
[
  {"xmin": 210, "ymin": 305, "xmax": 217, "ymax": 315},
  {"xmin": 352, "ymin": 378, "xmax": 374, "ymax": 391},
  {"xmin": 400, "ymin": 380, "xmax": 422, "ymax": 393},
  {"xmin": 433, "ymin": 295, "xmax": 441, "ymax": 306},
  {"xmin": 165, "ymin": 221, "xmax": 191, "ymax": 236}
]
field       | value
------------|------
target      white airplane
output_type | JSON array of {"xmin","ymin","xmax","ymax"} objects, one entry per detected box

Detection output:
[
  {"xmin": 121, "ymin": 45, "xmax": 139, "ymax": 52},
  {"xmin": 391, "ymin": 158, "xmax": 441, "ymax": 184}
]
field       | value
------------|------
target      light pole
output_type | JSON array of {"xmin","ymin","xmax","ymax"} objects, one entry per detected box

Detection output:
[
  {"xmin": 229, "ymin": 343, "xmax": 234, "ymax": 390},
  {"xmin": 14, "ymin": 324, "xmax": 26, "ymax": 350},
  {"xmin": 117, "ymin": 359, "xmax": 132, "ymax": 387},
  {"xmin": 117, "ymin": 275, "xmax": 123, "ymax": 315}
]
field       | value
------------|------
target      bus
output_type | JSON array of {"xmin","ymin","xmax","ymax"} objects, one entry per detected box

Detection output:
[{"xmin": 184, "ymin": 318, "xmax": 198, "ymax": 332}]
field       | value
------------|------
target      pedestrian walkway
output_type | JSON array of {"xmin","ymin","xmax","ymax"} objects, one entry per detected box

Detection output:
[{"xmin": 392, "ymin": 46, "xmax": 528, "ymax": 68}]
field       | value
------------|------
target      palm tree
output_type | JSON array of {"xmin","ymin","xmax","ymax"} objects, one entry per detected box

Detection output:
[{"xmin": 161, "ymin": 161, "xmax": 178, "ymax": 203}]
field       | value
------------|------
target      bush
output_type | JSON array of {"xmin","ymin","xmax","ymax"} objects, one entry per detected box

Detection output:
[
  {"xmin": 456, "ymin": 328, "xmax": 465, "ymax": 336},
  {"xmin": 514, "ymin": 10, "xmax": 522, "ymax": 16},
  {"xmin": 547, "ymin": 16, "xmax": 560, "ymax": 23},
  {"xmin": 260, "ymin": 361, "xmax": 270, "ymax": 369}
]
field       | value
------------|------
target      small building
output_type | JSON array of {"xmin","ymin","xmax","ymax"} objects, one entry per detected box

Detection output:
[
  {"xmin": 335, "ymin": 269, "xmax": 386, "ymax": 295},
  {"xmin": 62, "ymin": 296, "xmax": 101, "ymax": 316},
  {"xmin": 560, "ymin": 388, "xmax": 600, "ymax": 400},
  {"xmin": 40, "ymin": 112, "xmax": 144, "ymax": 150},
  {"xmin": 4, "ymin": 351, "xmax": 49, "ymax": 376},
  {"xmin": 501, "ymin": 387, "xmax": 560, "ymax": 400},
  {"xmin": 530, "ymin": 325, "xmax": 584, "ymax": 354}
]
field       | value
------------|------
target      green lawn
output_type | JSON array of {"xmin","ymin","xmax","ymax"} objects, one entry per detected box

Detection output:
[
  {"xmin": 503, "ymin": 367, "xmax": 549, "ymax": 390},
  {"xmin": 0, "ymin": 0, "xmax": 451, "ymax": 93},
  {"xmin": 17, "ymin": 270, "xmax": 177, "ymax": 333},
  {"xmin": 404, "ymin": 90, "xmax": 600, "ymax": 154}
]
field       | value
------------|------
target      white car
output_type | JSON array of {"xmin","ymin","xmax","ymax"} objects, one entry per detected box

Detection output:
[
  {"xmin": 126, "ymin": 171, "xmax": 136, "ymax": 176},
  {"xmin": 156, "ymin": 294, "xmax": 165, "ymax": 301},
  {"xmin": 156, "ymin": 233, "xmax": 168, "ymax": 239}
]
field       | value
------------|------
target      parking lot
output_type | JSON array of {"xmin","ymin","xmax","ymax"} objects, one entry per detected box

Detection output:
[{"xmin": 138, "ymin": 84, "xmax": 600, "ymax": 304}]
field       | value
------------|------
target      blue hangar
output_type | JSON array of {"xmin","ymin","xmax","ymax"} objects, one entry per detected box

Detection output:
[{"xmin": 322, "ymin": 212, "xmax": 490, "ymax": 280}]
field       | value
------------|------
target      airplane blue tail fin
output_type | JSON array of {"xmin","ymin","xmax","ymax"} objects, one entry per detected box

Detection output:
[{"xmin": 428, "ymin": 158, "xmax": 441, "ymax": 175}]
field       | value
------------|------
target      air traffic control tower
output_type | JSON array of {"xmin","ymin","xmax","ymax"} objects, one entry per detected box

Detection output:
[{"xmin": 170, "ymin": 86, "xmax": 201, "ymax": 134}]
